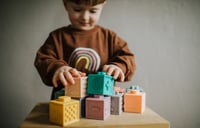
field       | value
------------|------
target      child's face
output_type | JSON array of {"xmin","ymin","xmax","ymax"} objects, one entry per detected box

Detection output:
[{"xmin": 65, "ymin": 2, "xmax": 105, "ymax": 31}]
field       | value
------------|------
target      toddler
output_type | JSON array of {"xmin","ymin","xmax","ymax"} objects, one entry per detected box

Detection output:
[{"xmin": 34, "ymin": 0, "xmax": 136, "ymax": 99}]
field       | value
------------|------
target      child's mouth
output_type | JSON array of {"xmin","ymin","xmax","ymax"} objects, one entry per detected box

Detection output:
[{"xmin": 80, "ymin": 22, "xmax": 89, "ymax": 26}]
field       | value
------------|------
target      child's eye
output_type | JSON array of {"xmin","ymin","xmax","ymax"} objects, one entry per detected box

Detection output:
[
  {"xmin": 90, "ymin": 9, "xmax": 98, "ymax": 13},
  {"xmin": 73, "ymin": 8, "xmax": 81, "ymax": 12}
]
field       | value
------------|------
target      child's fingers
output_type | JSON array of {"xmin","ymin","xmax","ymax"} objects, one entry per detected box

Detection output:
[
  {"xmin": 114, "ymin": 68, "xmax": 125, "ymax": 82},
  {"xmin": 113, "ymin": 69, "xmax": 120, "ymax": 80},
  {"xmin": 59, "ymin": 72, "xmax": 68, "ymax": 86},
  {"xmin": 113, "ymin": 69, "xmax": 124, "ymax": 82},
  {"xmin": 102, "ymin": 65, "xmax": 109, "ymax": 72},
  {"xmin": 103, "ymin": 64, "xmax": 115, "ymax": 76},
  {"xmin": 118, "ymin": 71, "xmax": 125, "ymax": 82},
  {"xmin": 69, "ymin": 68, "xmax": 81, "ymax": 77},
  {"xmin": 103, "ymin": 64, "xmax": 125, "ymax": 82},
  {"xmin": 69, "ymin": 68, "xmax": 86, "ymax": 77},
  {"xmin": 79, "ymin": 71, "xmax": 86, "ymax": 77},
  {"xmin": 52, "ymin": 74, "xmax": 58, "ymax": 88},
  {"xmin": 63, "ymin": 71, "xmax": 75, "ymax": 85},
  {"xmin": 104, "ymin": 65, "xmax": 115, "ymax": 76}
]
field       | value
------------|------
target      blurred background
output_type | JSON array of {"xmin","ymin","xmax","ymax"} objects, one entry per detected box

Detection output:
[{"xmin": 0, "ymin": 0, "xmax": 200, "ymax": 127}]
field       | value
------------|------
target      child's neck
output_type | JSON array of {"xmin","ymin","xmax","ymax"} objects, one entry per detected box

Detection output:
[{"xmin": 70, "ymin": 25, "xmax": 97, "ymax": 31}]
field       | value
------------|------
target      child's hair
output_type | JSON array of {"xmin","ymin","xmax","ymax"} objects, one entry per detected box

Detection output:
[{"xmin": 63, "ymin": 0, "xmax": 106, "ymax": 6}]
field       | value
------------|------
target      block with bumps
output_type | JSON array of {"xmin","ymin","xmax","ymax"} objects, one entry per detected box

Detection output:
[
  {"xmin": 111, "ymin": 92, "xmax": 123, "ymax": 115},
  {"xmin": 86, "ymin": 95, "xmax": 111, "ymax": 120},
  {"xmin": 126, "ymin": 85, "xmax": 144, "ymax": 93},
  {"xmin": 49, "ymin": 96, "xmax": 80, "ymax": 126},
  {"xmin": 124, "ymin": 90, "xmax": 146, "ymax": 113},
  {"xmin": 65, "ymin": 77, "xmax": 88, "ymax": 98},
  {"xmin": 87, "ymin": 72, "xmax": 114, "ymax": 96},
  {"xmin": 72, "ymin": 97, "xmax": 87, "ymax": 118},
  {"xmin": 54, "ymin": 88, "xmax": 65, "ymax": 99}
]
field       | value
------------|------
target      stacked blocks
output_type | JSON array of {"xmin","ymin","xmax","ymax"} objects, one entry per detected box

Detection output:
[
  {"xmin": 124, "ymin": 90, "xmax": 146, "ymax": 113},
  {"xmin": 87, "ymin": 72, "xmax": 114, "ymax": 96},
  {"xmin": 86, "ymin": 95, "xmax": 111, "ymax": 120},
  {"xmin": 65, "ymin": 77, "xmax": 88, "ymax": 98},
  {"xmin": 49, "ymin": 96, "xmax": 80, "ymax": 126},
  {"xmin": 111, "ymin": 92, "xmax": 123, "ymax": 115},
  {"xmin": 49, "ymin": 71, "xmax": 146, "ymax": 126},
  {"xmin": 65, "ymin": 77, "xmax": 88, "ymax": 118}
]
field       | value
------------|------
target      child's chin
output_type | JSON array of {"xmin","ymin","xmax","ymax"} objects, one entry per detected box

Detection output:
[{"xmin": 77, "ymin": 25, "xmax": 94, "ymax": 31}]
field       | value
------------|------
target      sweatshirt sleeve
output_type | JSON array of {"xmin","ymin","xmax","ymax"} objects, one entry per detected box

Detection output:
[
  {"xmin": 108, "ymin": 32, "xmax": 136, "ymax": 81},
  {"xmin": 34, "ymin": 32, "xmax": 67, "ymax": 86}
]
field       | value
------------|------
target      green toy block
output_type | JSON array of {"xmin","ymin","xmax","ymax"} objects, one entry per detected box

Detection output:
[
  {"xmin": 87, "ymin": 72, "xmax": 114, "ymax": 96},
  {"xmin": 54, "ymin": 88, "xmax": 65, "ymax": 99}
]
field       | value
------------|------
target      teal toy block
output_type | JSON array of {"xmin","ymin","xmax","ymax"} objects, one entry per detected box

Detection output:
[
  {"xmin": 87, "ymin": 72, "xmax": 114, "ymax": 96},
  {"xmin": 54, "ymin": 88, "xmax": 65, "ymax": 99}
]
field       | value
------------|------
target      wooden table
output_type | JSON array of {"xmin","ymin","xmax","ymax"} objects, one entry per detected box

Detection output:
[{"xmin": 19, "ymin": 103, "xmax": 170, "ymax": 128}]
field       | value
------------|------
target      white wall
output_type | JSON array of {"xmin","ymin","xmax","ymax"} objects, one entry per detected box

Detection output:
[{"xmin": 0, "ymin": 0, "xmax": 200, "ymax": 128}]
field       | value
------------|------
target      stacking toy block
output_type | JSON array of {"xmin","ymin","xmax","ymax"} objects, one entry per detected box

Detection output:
[
  {"xmin": 49, "ymin": 96, "xmax": 80, "ymax": 126},
  {"xmin": 111, "ymin": 92, "xmax": 123, "ymax": 115},
  {"xmin": 87, "ymin": 72, "xmax": 114, "ymax": 96},
  {"xmin": 86, "ymin": 95, "xmax": 111, "ymax": 120},
  {"xmin": 65, "ymin": 77, "xmax": 88, "ymax": 98},
  {"xmin": 72, "ymin": 97, "xmax": 87, "ymax": 117},
  {"xmin": 126, "ymin": 85, "xmax": 144, "ymax": 93},
  {"xmin": 124, "ymin": 90, "xmax": 146, "ymax": 113},
  {"xmin": 54, "ymin": 88, "xmax": 65, "ymax": 99}
]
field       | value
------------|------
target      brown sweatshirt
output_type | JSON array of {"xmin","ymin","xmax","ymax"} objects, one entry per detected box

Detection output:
[{"xmin": 34, "ymin": 25, "xmax": 136, "ymax": 94}]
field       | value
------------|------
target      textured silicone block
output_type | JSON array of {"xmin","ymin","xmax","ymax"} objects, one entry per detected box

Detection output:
[
  {"xmin": 49, "ymin": 96, "xmax": 80, "ymax": 126},
  {"xmin": 54, "ymin": 88, "xmax": 65, "ymax": 99},
  {"xmin": 111, "ymin": 92, "xmax": 123, "ymax": 115},
  {"xmin": 65, "ymin": 77, "xmax": 88, "ymax": 98},
  {"xmin": 124, "ymin": 90, "xmax": 146, "ymax": 113},
  {"xmin": 72, "ymin": 97, "xmax": 87, "ymax": 117},
  {"xmin": 86, "ymin": 95, "xmax": 111, "ymax": 120},
  {"xmin": 87, "ymin": 72, "xmax": 114, "ymax": 96},
  {"xmin": 126, "ymin": 85, "xmax": 144, "ymax": 92}
]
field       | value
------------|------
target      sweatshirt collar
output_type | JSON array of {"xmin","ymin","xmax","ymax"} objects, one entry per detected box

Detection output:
[{"xmin": 67, "ymin": 25, "xmax": 99, "ymax": 35}]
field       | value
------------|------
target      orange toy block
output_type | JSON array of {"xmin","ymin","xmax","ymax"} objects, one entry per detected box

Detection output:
[
  {"xmin": 65, "ymin": 77, "xmax": 88, "ymax": 98},
  {"xmin": 49, "ymin": 96, "xmax": 80, "ymax": 126},
  {"xmin": 124, "ymin": 90, "xmax": 146, "ymax": 113}
]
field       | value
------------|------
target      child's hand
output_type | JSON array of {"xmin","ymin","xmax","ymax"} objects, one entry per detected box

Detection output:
[
  {"xmin": 102, "ymin": 64, "xmax": 125, "ymax": 82},
  {"xmin": 52, "ymin": 66, "xmax": 86, "ymax": 88}
]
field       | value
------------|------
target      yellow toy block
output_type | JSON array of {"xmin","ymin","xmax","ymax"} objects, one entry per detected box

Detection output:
[
  {"xmin": 65, "ymin": 77, "xmax": 88, "ymax": 98},
  {"xmin": 124, "ymin": 90, "xmax": 146, "ymax": 113},
  {"xmin": 49, "ymin": 96, "xmax": 80, "ymax": 126}
]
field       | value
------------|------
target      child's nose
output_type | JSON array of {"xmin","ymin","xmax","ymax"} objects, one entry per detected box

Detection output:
[{"xmin": 81, "ymin": 11, "xmax": 90, "ymax": 21}]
